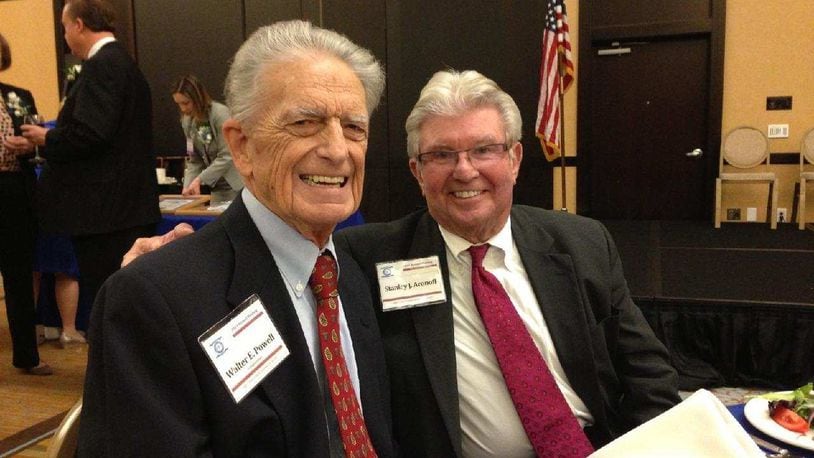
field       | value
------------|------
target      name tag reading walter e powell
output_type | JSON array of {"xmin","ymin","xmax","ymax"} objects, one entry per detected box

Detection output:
[
  {"xmin": 198, "ymin": 294, "xmax": 289, "ymax": 403},
  {"xmin": 376, "ymin": 255, "xmax": 447, "ymax": 311}
]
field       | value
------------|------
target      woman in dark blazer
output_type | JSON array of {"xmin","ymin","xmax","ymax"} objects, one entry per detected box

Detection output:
[{"xmin": 0, "ymin": 32, "xmax": 51, "ymax": 375}]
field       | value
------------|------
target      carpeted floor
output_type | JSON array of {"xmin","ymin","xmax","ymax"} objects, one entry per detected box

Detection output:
[{"xmin": 0, "ymin": 287, "xmax": 87, "ymax": 457}]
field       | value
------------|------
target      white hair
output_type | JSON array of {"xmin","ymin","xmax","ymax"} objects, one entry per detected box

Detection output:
[
  {"xmin": 405, "ymin": 69, "xmax": 522, "ymax": 158},
  {"xmin": 225, "ymin": 20, "xmax": 385, "ymax": 131}
]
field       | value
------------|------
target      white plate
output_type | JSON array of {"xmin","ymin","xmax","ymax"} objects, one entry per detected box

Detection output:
[{"xmin": 743, "ymin": 397, "xmax": 814, "ymax": 452}]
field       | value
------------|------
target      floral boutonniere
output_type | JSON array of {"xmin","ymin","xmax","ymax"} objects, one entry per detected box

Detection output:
[
  {"xmin": 196, "ymin": 124, "xmax": 213, "ymax": 147},
  {"xmin": 65, "ymin": 64, "xmax": 82, "ymax": 82},
  {"xmin": 3, "ymin": 91, "xmax": 31, "ymax": 119}
]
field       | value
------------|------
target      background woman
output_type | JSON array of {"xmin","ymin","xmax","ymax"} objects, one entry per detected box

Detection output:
[
  {"xmin": 0, "ymin": 32, "xmax": 50, "ymax": 375},
  {"xmin": 171, "ymin": 75, "xmax": 241, "ymax": 204}
]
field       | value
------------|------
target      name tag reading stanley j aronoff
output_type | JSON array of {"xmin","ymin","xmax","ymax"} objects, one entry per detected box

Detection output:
[
  {"xmin": 198, "ymin": 294, "xmax": 290, "ymax": 403},
  {"xmin": 376, "ymin": 256, "xmax": 447, "ymax": 311}
]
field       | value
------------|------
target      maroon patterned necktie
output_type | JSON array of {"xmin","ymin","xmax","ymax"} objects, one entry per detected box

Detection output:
[
  {"xmin": 468, "ymin": 244, "xmax": 594, "ymax": 457},
  {"xmin": 309, "ymin": 251, "xmax": 377, "ymax": 458}
]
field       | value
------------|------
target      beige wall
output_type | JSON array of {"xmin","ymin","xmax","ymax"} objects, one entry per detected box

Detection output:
[
  {"xmin": 1, "ymin": 0, "xmax": 60, "ymax": 121},
  {"xmin": 554, "ymin": 1, "xmax": 579, "ymax": 212},
  {"xmin": 719, "ymin": 0, "xmax": 814, "ymax": 224}
]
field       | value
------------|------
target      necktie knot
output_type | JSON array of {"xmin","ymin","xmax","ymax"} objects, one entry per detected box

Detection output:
[
  {"xmin": 468, "ymin": 244, "xmax": 490, "ymax": 268},
  {"xmin": 309, "ymin": 252, "xmax": 338, "ymax": 300}
]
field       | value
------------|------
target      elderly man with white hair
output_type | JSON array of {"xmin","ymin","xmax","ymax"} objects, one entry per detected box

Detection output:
[{"xmin": 78, "ymin": 20, "xmax": 396, "ymax": 457}]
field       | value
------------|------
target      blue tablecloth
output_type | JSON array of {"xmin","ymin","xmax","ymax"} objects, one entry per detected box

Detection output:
[
  {"xmin": 156, "ymin": 214, "xmax": 216, "ymax": 234},
  {"xmin": 158, "ymin": 209, "xmax": 365, "ymax": 234},
  {"xmin": 37, "ymin": 210, "xmax": 366, "ymax": 331},
  {"xmin": 728, "ymin": 403, "xmax": 814, "ymax": 457}
]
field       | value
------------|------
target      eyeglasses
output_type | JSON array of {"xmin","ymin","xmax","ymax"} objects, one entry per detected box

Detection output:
[{"xmin": 417, "ymin": 143, "xmax": 510, "ymax": 167}]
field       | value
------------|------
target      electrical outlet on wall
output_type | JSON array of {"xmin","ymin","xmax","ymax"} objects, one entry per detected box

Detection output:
[
  {"xmin": 726, "ymin": 208, "xmax": 741, "ymax": 221},
  {"xmin": 777, "ymin": 207, "xmax": 787, "ymax": 223},
  {"xmin": 746, "ymin": 208, "xmax": 758, "ymax": 222}
]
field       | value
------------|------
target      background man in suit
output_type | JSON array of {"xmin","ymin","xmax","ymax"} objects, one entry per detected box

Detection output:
[
  {"xmin": 78, "ymin": 20, "xmax": 395, "ymax": 456},
  {"xmin": 335, "ymin": 70, "xmax": 681, "ymax": 456},
  {"xmin": 22, "ymin": 0, "xmax": 159, "ymax": 308}
]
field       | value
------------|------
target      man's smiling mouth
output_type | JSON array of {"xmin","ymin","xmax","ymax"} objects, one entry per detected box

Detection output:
[
  {"xmin": 453, "ymin": 190, "xmax": 482, "ymax": 198},
  {"xmin": 301, "ymin": 174, "xmax": 347, "ymax": 187}
]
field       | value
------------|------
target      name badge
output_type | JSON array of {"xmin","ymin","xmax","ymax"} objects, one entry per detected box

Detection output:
[
  {"xmin": 198, "ymin": 294, "xmax": 289, "ymax": 403},
  {"xmin": 186, "ymin": 138, "xmax": 194, "ymax": 156},
  {"xmin": 376, "ymin": 256, "xmax": 446, "ymax": 311}
]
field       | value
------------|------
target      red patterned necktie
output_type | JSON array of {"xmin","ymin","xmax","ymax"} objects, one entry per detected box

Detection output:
[
  {"xmin": 309, "ymin": 251, "xmax": 377, "ymax": 458},
  {"xmin": 468, "ymin": 244, "xmax": 594, "ymax": 457}
]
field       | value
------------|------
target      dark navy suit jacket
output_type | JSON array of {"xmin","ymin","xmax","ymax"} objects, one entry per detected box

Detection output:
[
  {"xmin": 336, "ymin": 205, "xmax": 680, "ymax": 456},
  {"xmin": 78, "ymin": 196, "xmax": 396, "ymax": 457},
  {"xmin": 39, "ymin": 41, "xmax": 159, "ymax": 235}
]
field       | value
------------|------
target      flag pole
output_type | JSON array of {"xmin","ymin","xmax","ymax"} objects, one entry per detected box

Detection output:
[{"xmin": 557, "ymin": 49, "xmax": 568, "ymax": 212}]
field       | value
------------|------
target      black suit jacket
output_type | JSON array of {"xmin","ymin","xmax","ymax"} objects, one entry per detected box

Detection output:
[
  {"xmin": 336, "ymin": 205, "xmax": 680, "ymax": 456},
  {"xmin": 78, "ymin": 196, "xmax": 396, "ymax": 457},
  {"xmin": 39, "ymin": 41, "xmax": 159, "ymax": 235}
]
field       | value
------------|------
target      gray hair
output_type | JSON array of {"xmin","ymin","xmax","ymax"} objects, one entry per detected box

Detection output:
[
  {"xmin": 405, "ymin": 69, "xmax": 522, "ymax": 158},
  {"xmin": 225, "ymin": 20, "xmax": 385, "ymax": 132}
]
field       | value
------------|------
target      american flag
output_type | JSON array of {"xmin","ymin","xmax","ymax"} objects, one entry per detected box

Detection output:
[{"xmin": 536, "ymin": 0, "xmax": 575, "ymax": 161}]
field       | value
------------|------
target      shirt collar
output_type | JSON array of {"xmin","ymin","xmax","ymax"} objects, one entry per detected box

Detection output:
[
  {"xmin": 87, "ymin": 37, "xmax": 116, "ymax": 60},
  {"xmin": 438, "ymin": 216, "xmax": 513, "ymax": 265},
  {"xmin": 242, "ymin": 188, "xmax": 337, "ymax": 298}
]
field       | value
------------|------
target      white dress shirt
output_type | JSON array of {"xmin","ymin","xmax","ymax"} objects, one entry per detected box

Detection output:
[
  {"xmin": 439, "ymin": 218, "xmax": 593, "ymax": 458},
  {"xmin": 86, "ymin": 36, "xmax": 116, "ymax": 60}
]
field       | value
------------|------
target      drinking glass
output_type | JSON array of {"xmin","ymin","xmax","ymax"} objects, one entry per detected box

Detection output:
[{"xmin": 23, "ymin": 114, "xmax": 46, "ymax": 165}]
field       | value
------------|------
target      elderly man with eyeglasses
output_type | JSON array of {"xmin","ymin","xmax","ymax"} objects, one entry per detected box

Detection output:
[{"xmin": 335, "ymin": 69, "xmax": 681, "ymax": 457}]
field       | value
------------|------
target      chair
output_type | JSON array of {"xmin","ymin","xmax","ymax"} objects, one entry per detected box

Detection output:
[
  {"xmin": 715, "ymin": 127, "xmax": 778, "ymax": 229},
  {"xmin": 46, "ymin": 397, "xmax": 82, "ymax": 458},
  {"xmin": 798, "ymin": 128, "xmax": 814, "ymax": 229}
]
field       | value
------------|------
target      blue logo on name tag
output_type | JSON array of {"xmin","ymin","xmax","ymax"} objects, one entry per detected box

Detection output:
[{"xmin": 210, "ymin": 337, "xmax": 228, "ymax": 358}]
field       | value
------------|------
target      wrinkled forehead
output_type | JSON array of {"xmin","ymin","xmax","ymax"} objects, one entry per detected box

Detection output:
[
  {"xmin": 260, "ymin": 55, "xmax": 368, "ymax": 116},
  {"xmin": 419, "ymin": 107, "xmax": 505, "ymax": 149}
]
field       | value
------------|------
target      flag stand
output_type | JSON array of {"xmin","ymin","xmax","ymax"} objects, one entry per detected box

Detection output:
[{"xmin": 557, "ymin": 50, "xmax": 568, "ymax": 212}]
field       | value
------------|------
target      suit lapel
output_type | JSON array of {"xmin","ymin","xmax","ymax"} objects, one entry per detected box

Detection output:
[
  {"xmin": 510, "ymin": 208, "xmax": 607, "ymax": 425},
  {"xmin": 407, "ymin": 213, "xmax": 463, "ymax": 456},
  {"xmin": 336, "ymin": 250, "xmax": 393, "ymax": 452},
  {"xmin": 221, "ymin": 198, "xmax": 329, "ymax": 454}
]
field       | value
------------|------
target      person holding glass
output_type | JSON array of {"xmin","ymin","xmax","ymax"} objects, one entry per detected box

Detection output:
[
  {"xmin": 172, "ymin": 75, "xmax": 242, "ymax": 205},
  {"xmin": 0, "ymin": 31, "xmax": 51, "ymax": 375}
]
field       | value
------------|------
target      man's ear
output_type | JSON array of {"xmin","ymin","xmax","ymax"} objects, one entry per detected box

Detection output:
[
  {"xmin": 509, "ymin": 141, "xmax": 523, "ymax": 184},
  {"xmin": 408, "ymin": 158, "xmax": 425, "ymax": 196},
  {"xmin": 223, "ymin": 119, "xmax": 251, "ymax": 178}
]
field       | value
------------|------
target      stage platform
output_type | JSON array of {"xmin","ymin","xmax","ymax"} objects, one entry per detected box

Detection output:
[{"xmin": 604, "ymin": 221, "xmax": 814, "ymax": 391}]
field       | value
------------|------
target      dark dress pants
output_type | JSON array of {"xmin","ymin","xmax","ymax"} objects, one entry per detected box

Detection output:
[
  {"xmin": 0, "ymin": 172, "xmax": 39, "ymax": 368},
  {"xmin": 72, "ymin": 223, "xmax": 156, "ymax": 315}
]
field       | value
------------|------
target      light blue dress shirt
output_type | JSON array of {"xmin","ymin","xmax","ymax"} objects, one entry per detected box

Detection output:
[{"xmin": 242, "ymin": 188, "xmax": 361, "ymax": 401}]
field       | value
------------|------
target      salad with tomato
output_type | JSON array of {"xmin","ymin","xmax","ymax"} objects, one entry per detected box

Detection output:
[{"xmin": 759, "ymin": 382, "xmax": 814, "ymax": 434}]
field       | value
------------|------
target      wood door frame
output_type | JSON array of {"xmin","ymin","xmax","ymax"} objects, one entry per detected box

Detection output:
[{"xmin": 576, "ymin": 0, "xmax": 726, "ymax": 219}]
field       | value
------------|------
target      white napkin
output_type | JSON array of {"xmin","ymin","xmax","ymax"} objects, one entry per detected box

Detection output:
[{"xmin": 589, "ymin": 389, "xmax": 764, "ymax": 457}]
